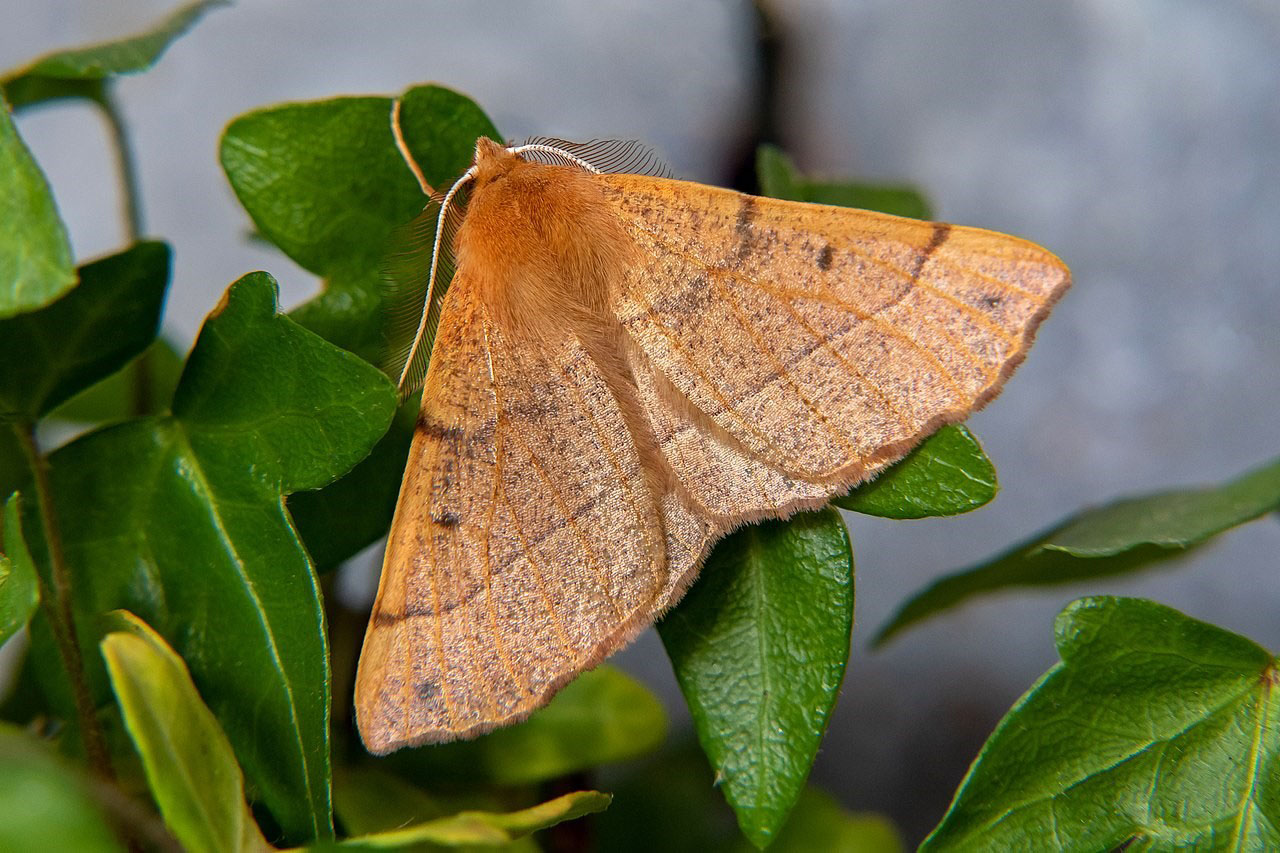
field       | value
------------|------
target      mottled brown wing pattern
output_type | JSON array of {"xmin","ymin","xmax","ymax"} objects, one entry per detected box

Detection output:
[
  {"xmin": 597, "ymin": 174, "xmax": 1069, "ymax": 521},
  {"xmin": 355, "ymin": 276, "xmax": 666, "ymax": 753}
]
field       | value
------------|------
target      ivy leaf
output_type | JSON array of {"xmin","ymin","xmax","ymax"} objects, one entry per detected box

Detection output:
[
  {"xmin": 382, "ymin": 665, "xmax": 667, "ymax": 787},
  {"xmin": 50, "ymin": 338, "xmax": 185, "ymax": 424},
  {"xmin": 0, "ymin": 242, "xmax": 169, "ymax": 422},
  {"xmin": 923, "ymin": 596, "xmax": 1280, "ymax": 851},
  {"xmin": 0, "ymin": 494, "xmax": 40, "ymax": 648},
  {"xmin": 220, "ymin": 85, "xmax": 498, "ymax": 362},
  {"xmin": 0, "ymin": 0, "xmax": 227, "ymax": 110},
  {"xmin": 756, "ymin": 145, "xmax": 932, "ymax": 220},
  {"xmin": 0, "ymin": 100, "xmax": 75, "ymax": 317},
  {"xmin": 659, "ymin": 508, "xmax": 854, "ymax": 849},
  {"xmin": 100, "ymin": 610, "xmax": 268, "ymax": 853},
  {"xmin": 329, "ymin": 791, "xmax": 611, "ymax": 850},
  {"xmin": 876, "ymin": 456, "xmax": 1280, "ymax": 646},
  {"xmin": 333, "ymin": 767, "xmax": 536, "ymax": 851},
  {"xmin": 38, "ymin": 273, "xmax": 397, "ymax": 842},
  {"xmin": 0, "ymin": 723, "xmax": 123, "ymax": 852},
  {"xmin": 836, "ymin": 425, "xmax": 997, "ymax": 519},
  {"xmin": 288, "ymin": 399, "xmax": 415, "ymax": 573}
]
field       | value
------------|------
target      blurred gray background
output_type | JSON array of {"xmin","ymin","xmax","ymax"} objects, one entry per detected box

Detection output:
[{"xmin": 4, "ymin": 0, "xmax": 1278, "ymax": 843}]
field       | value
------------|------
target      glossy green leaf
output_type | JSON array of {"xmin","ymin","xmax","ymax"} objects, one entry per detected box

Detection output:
[
  {"xmin": 759, "ymin": 788, "xmax": 903, "ymax": 853},
  {"xmin": 0, "ymin": 494, "xmax": 40, "ymax": 648},
  {"xmin": 384, "ymin": 665, "xmax": 666, "ymax": 787},
  {"xmin": 38, "ymin": 273, "xmax": 397, "ymax": 841},
  {"xmin": 332, "ymin": 791, "xmax": 611, "ymax": 850},
  {"xmin": 51, "ymin": 337, "xmax": 185, "ymax": 424},
  {"xmin": 1, "ymin": 0, "xmax": 227, "ymax": 110},
  {"xmin": 220, "ymin": 85, "xmax": 498, "ymax": 362},
  {"xmin": 923, "ymin": 596, "xmax": 1280, "ymax": 851},
  {"xmin": 0, "ymin": 100, "xmax": 75, "ymax": 317},
  {"xmin": 100, "ymin": 610, "xmax": 268, "ymax": 853},
  {"xmin": 0, "ymin": 242, "xmax": 169, "ymax": 422},
  {"xmin": 876, "ymin": 456, "xmax": 1280, "ymax": 646},
  {"xmin": 835, "ymin": 425, "xmax": 997, "ymax": 519},
  {"xmin": 333, "ymin": 767, "xmax": 536, "ymax": 852},
  {"xmin": 289, "ymin": 398, "xmax": 415, "ymax": 572},
  {"xmin": 756, "ymin": 145, "xmax": 932, "ymax": 220},
  {"xmin": 659, "ymin": 507, "xmax": 854, "ymax": 849},
  {"xmin": 0, "ymin": 723, "xmax": 123, "ymax": 852}
]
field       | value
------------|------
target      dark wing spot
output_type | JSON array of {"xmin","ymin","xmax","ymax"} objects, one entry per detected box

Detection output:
[
  {"xmin": 732, "ymin": 194, "xmax": 758, "ymax": 260},
  {"xmin": 417, "ymin": 414, "xmax": 465, "ymax": 441},
  {"xmin": 909, "ymin": 222, "xmax": 952, "ymax": 282},
  {"xmin": 817, "ymin": 243, "xmax": 834, "ymax": 271},
  {"xmin": 416, "ymin": 680, "xmax": 439, "ymax": 702},
  {"xmin": 432, "ymin": 508, "xmax": 461, "ymax": 527}
]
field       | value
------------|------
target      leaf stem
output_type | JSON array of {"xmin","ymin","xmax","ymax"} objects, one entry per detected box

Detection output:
[
  {"xmin": 96, "ymin": 83, "xmax": 153, "ymax": 417},
  {"xmin": 12, "ymin": 424, "xmax": 114, "ymax": 781},
  {"xmin": 97, "ymin": 85, "xmax": 144, "ymax": 243}
]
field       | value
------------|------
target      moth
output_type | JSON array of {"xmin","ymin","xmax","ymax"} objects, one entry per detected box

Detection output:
[{"xmin": 355, "ymin": 117, "xmax": 1070, "ymax": 755}]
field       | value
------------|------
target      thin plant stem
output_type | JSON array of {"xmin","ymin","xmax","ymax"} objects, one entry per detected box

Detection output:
[
  {"xmin": 12, "ymin": 424, "xmax": 114, "ymax": 781},
  {"xmin": 97, "ymin": 84, "xmax": 153, "ymax": 416},
  {"xmin": 97, "ymin": 86, "xmax": 144, "ymax": 243}
]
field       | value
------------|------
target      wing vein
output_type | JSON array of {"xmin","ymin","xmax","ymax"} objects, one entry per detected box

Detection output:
[
  {"xmin": 482, "ymin": 330, "xmax": 530, "ymax": 699},
  {"xmin": 632, "ymin": 224, "xmax": 978, "ymax": 409},
  {"xmin": 554, "ymin": 353, "xmax": 662, "ymax": 586},
  {"xmin": 633, "ymin": 299, "xmax": 810, "ymax": 469},
  {"xmin": 701, "ymin": 268, "xmax": 864, "ymax": 460},
  {"xmin": 496, "ymin": 487, "xmax": 577, "ymax": 656}
]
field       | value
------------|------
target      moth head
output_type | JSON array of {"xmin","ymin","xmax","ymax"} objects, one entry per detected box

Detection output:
[{"xmin": 472, "ymin": 136, "xmax": 522, "ymax": 187}]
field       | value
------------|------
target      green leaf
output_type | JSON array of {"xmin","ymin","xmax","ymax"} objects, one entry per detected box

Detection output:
[
  {"xmin": 100, "ymin": 610, "xmax": 268, "ymax": 853},
  {"xmin": 0, "ymin": 242, "xmax": 170, "ymax": 422},
  {"xmin": 220, "ymin": 85, "xmax": 498, "ymax": 362},
  {"xmin": 332, "ymin": 791, "xmax": 611, "ymax": 850},
  {"xmin": 756, "ymin": 145, "xmax": 932, "ymax": 220},
  {"xmin": 39, "ymin": 273, "xmax": 397, "ymax": 841},
  {"xmin": 0, "ymin": 494, "xmax": 40, "ymax": 648},
  {"xmin": 1, "ymin": 0, "xmax": 227, "ymax": 110},
  {"xmin": 659, "ymin": 507, "xmax": 854, "ymax": 849},
  {"xmin": 758, "ymin": 788, "xmax": 903, "ymax": 853},
  {"xmin": 383, "ymin": 665, "xmax": 666, "ymax": 787},
  {"xmin": 0, "ymin": 99, "xmax": 75, "ymax": 317},
  {"xmin": 0, "ymin": 723, "xmax": 124, "ymax": 852},
  {"xmin": 289, "ymin": 398, "xmax": 416, "ymax": 572},
  {"xmin": 50, "ymin": 337, "xmax": 185, "ymax": 424},
  {"xmin": 923, "ymin": 596, "xmax": 1280, "ymax": 851},
  {"xmin": 333, "ymin": 767, "xmax": 536, "ymax": 852},
  {"xmin": 876, "ymin": 455, "xmax": 1280, "ymax": 646},
  {"xmin": 835, "ymin": 425, "xmax": 997, "ymax": 519}
]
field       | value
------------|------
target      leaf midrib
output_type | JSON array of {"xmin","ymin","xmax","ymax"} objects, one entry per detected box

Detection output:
[{"xmin": 170, "ymin": 423, "xmax": 319, "ymax": 835}]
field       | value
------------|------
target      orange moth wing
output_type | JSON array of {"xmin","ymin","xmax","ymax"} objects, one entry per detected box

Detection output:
[{"xmin": 355, "ymin": 136, "xmax": 1070, "ymax": 753}]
